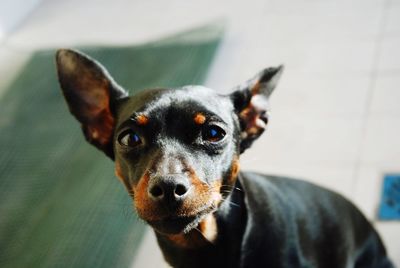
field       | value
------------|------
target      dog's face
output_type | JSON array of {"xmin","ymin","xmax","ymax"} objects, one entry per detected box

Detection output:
[
  {"xmin": 113, "ymin": 87, "xmax": 239, "ymax": 234},
  {"xmin": 56, "ymin": 49, "xmax": 282, "ymax": 235}
]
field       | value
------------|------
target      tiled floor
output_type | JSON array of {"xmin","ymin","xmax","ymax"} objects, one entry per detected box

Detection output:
[{"xmin": 1, "ymin": 0, "xmax": 399, "ymax": 267}]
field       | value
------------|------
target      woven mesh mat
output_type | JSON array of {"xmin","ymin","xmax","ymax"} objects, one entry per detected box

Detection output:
[{"xmin": 0, "ymin": 24, "xmax": 223, "ymax": 268}]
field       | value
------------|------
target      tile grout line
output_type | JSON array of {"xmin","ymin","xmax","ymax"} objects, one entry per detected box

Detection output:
[{"xmin": 351, "ymin": 0, "xmax": 390, "ymax": 218}]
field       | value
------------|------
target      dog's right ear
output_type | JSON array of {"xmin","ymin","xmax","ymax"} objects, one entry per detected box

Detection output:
[
  {"xmin": 230, "ymin": 66, "xmax": 283, "ymax": 153},
  {"xmin": 55, "ymin": 49, "xmax": 128, "ymax": 159}
]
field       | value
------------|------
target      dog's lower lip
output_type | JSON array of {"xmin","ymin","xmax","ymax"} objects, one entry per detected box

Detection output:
[{"xmin": 149, "ymin": 215, "xmax": 198, "ymax": 234}]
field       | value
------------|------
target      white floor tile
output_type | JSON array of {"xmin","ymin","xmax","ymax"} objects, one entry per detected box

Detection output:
[
  {"xmin": 377, "ymin": 37, "xmax": 400, "ymax": 72},
  {"xmin": 241, "ymin": 115, "xmax": 363, "ymax": 167},
  {"xmin": 5, "ymin": 0, "xmax": 267, "ymax": 49},
  {"xmin": 370, "ymin": 74, "xmax": 400, "ymax": 116},
  {"xmin": 230, "ymin": 40, "xmax": 377, "ymax": 76},
  {"xmin": 240, "ymin": 162, "xmax": 356, "ymax": 200},
  {"xmin": 389, "ymin": 0, "xmax": 400, "ymax": 6},
  {"xmin": 259, "ymin": 12, "xmax": 381, "ymax": 44},
  {"xmin": 272, "ymin": 73, "xmax": 371, "ymax": 117},
  {"xmin": 300, "ymin": 41, "xmax": 376, "ymax": 75},
  {"xmin": 266, "ymin": 0, "xmax": 384, "ymax": 16},
  {"xmin": 5, "ymin": 0, "xmax": 174, "ymax": 48},
  {"xmin": 360, "ymin": 115, "xmax": 400, "ymax": 164},
  {"xmin": 375, "ymin": 222, "xmax": 400, "ymax": 266},
  {"xmin": 384, "ymin": 5, "xmax": 400, "ymax": 37}
]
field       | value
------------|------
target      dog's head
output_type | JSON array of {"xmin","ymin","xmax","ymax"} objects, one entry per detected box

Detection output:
[{"xmin": 56, "ymin": 49, "xmax": 282, "ymax": 235}]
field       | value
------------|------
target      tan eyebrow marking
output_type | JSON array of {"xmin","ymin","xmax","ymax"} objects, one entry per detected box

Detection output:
[
  {"xmin": 136, "ymin": 114, "xmax": 149, "ymax": 125},
  {"xmin": 194, "ymin": 113, "xmax": 206, "ymax": 125}
]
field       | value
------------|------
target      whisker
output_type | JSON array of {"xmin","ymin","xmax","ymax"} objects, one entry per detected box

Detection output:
[
  {"xmin": 218, "ymin": 197, "xmax": 241, "ymax": 208},
  {"xmin": 228, "ymin": 201, "xmax": 241, "ymax": 208},
  {"xmin": 194, "ymin": 227, "xmax": 202, "ymax": 234},
  {"xmin": 220, "ymin": 185, "xmax": 243, "ymax": 192}
]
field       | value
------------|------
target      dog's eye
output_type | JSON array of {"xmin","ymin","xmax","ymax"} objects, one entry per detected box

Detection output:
[
  {"xmin": 203, "ymin": 125, "xmax": 226, "ymax": 142},
  {"xmin": 119, "ymin": 131, "xmax": 142, "ymax": 147}
]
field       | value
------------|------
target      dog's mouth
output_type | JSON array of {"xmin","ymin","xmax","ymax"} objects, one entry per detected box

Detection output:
[
  {"xmin": 149, "ymin": 215, "xmax": 198, "ymax": 234},
  {"xmin": 147, "ymin": 206, "xmax": 215, "ymax": 235}
]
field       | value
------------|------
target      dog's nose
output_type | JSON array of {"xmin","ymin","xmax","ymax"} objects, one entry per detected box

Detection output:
[{"xmin": 148, "ymin": 175, "xmax": 190, "ymax": 202}]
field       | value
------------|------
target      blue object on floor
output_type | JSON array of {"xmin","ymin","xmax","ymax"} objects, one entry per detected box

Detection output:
[{"xmin": 378, "ymin": 174, "xmax": 400, "ymax": 220}]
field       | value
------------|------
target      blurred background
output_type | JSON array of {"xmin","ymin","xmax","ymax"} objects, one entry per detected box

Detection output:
[{"xmin": 0, "ymin": 0, "xmax": 399, "ymax": 267}]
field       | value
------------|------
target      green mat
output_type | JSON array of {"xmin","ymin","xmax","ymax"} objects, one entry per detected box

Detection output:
[{"xmin": 0, "ymin": 24, "xmax": 223, "ymax": 268}]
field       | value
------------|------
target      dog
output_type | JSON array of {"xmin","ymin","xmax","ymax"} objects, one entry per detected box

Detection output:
[{"xmin": 55, "ymin": 49, "xmax": 394, "ymax": 268}]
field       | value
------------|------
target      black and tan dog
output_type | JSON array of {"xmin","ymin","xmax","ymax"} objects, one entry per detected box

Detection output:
[{"xmin": 56, "ymin": 49, "xmax": 394, "ymax": 268}]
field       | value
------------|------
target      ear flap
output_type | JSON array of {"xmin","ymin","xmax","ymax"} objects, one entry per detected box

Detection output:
[
  {"xmin": 230, "ymin": 66, "xmax": 283, "ymax": 153},
  {"xmin": 55, "ymin": 49, "xmax": 128, "ymax": 159}
]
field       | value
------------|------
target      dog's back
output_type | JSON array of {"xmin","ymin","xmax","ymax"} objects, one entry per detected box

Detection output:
[{"xmin": 239, "ymin": 172, "xmax": 393, "ymax": 268}]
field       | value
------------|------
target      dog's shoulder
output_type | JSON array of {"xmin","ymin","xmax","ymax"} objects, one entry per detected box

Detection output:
[
  {"xmin": 237, "ymin": 171, "xmax": 384, "ymax": 267},
  {"xmin": 238, "ymin": 171, "xmax": 370, "ymax": 229},
  {"xmin": 239, "ymin": 171, "xmax": 352, "ymax": 213}
]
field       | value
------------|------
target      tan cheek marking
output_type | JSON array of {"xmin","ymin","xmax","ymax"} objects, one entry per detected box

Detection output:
[
  {"xmin": 134, "ymin": 172, "xmax": 166, "ymax": 222},
  {"xmin": 136, "ymin": 114, "xmax": 149, "ymax": 125},
  {"xmin": 194, "ymin": 113, "xmax": 206, "ymax": 125},
  {"xmin": 115, "ymin": 161, "xmax": 132, "ymax": 194},
  {"xmin": 185, "ymin": 168, "xmax": 222, "ymax": 209},
  {"xmin": 134, "ymin": 172, "xmax": 150, "ymax": 211},
  {"xmin": 114, "ymin": 161, "xmax": 124, "ymax": 181},
  {"xmin": 220, "ymin": 158, "xmax": 240, "ymax": 198},
  {"xmin": 231, "ymin": 158, "xmax": 240, "ymax": 181},
  {"xmin": 210, "ymin": 180, "xmax": 222, "ymax": 206},
  {"xmin": 199, "ymin": 213, "xmax": 218, "ymax": 243}
]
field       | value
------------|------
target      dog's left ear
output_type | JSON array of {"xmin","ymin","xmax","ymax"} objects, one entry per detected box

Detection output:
[
  {"xmin": 230, "ymin": 66, "xmax": 283, "ymax": 153},
  {"xmin": 56, "ymin": 49, "xmax": 128, "ymax": 159}
]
